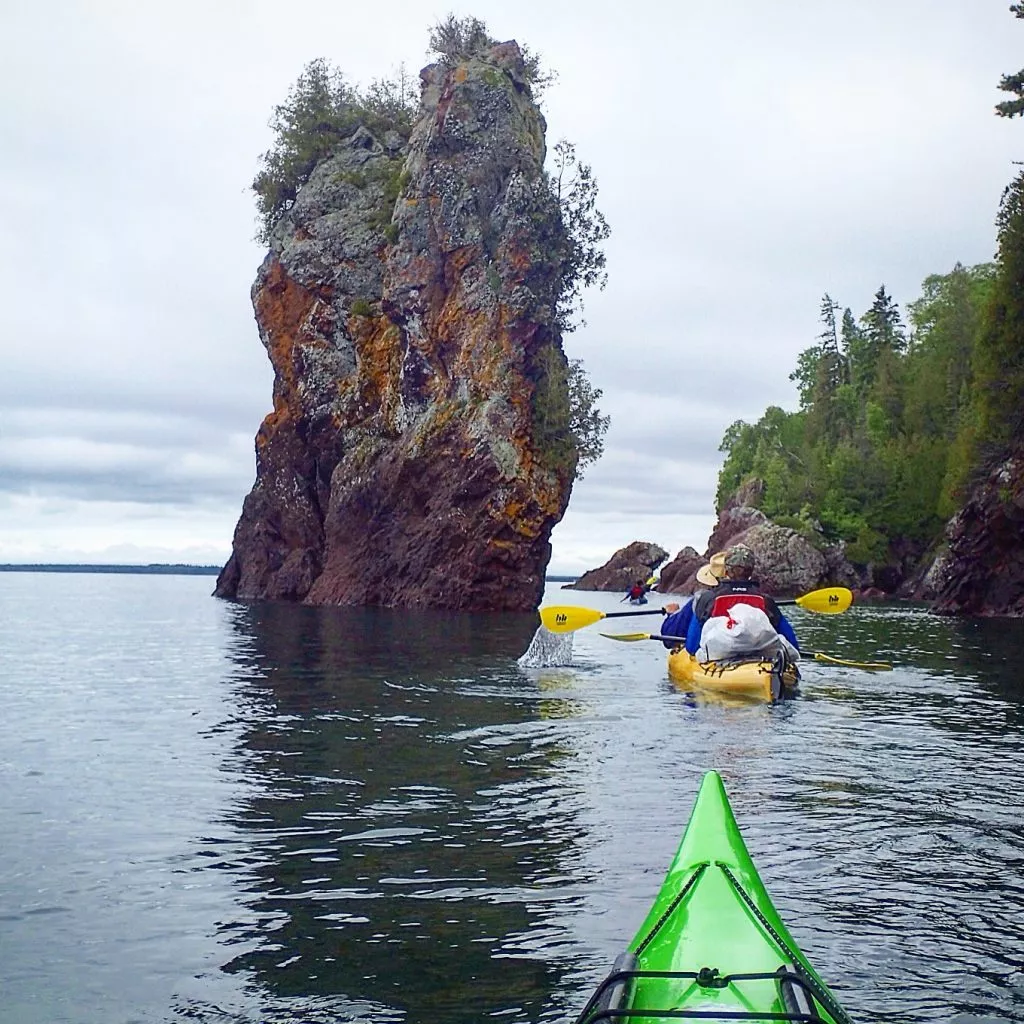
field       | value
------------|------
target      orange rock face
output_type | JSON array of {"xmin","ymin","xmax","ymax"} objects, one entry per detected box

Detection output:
[{"xmin": 216, "ymin": 44, "xmax": 575, "ymax": 610}]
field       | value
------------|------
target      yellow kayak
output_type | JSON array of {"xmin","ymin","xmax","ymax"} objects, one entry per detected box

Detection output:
[{"xmin": 667, "ymin": 649, "xmax": 799, "ymax": 701}]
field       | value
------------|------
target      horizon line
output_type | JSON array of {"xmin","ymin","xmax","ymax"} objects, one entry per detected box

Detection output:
[{"xmin": 0, "ymin": 563, "xmax": 580, "ymax": 580}]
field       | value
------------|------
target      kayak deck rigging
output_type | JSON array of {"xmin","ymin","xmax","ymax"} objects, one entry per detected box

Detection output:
[{"xmin": 576, "ymin": 964, "xmax": 831, "ymax": 1022}]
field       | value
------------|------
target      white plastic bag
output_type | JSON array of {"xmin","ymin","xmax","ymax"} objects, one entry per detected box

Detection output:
[{"xmin": 697, "ymin": 603, "xmax": 781, "ymax": 663}]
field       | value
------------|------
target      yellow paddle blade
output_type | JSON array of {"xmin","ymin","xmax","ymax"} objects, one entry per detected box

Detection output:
[
  {"xmin": 793, "ymin": 587, "xmax": 854, "ymax": 614},
  {"xmin": 600, "ymin": 631, "xmax": 654, "ymax": 642},
  {"xmin": 814, "ymin": 652, "xmax": 892, "ymax": 670},
  {"xmin": 539, "ymin": 605, "xmax": 606, "ymax": 633}
]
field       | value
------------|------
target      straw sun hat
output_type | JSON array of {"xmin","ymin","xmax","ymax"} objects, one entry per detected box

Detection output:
[{"xmin": 696, "ymin": 551, "xmax": 727, "ymax": 587}]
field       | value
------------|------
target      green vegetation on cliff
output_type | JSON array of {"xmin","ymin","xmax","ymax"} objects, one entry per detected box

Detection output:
[
  {"xmin": 717, "ymin": 264, "xmax": 995, "ymax": 566},
  {"xmin": 972, "ymin": 171, "xmax": 1024, "ymax": 457},
  {"xmin": 252, "ymin": 58, "xmax": 416, "ymax": 244},
  {"xmin": 716, "ymin": 5, "xmax": 1024, "ymax": 576}
]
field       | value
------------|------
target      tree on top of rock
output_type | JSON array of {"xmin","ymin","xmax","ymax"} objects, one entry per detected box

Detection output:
[
  {"xmin": 427, "ymin": 14, "xmax": 555, "ymax": 93},
  {"xmin": 251, "ymin": 59, "xmax": 416, "ymax": 243}
]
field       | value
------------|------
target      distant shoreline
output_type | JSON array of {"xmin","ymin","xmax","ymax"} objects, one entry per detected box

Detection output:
[
  {"xmin": 0, "ymin": 564, "xmax": 579, "ymax": 582},
  {"xmin": 0, "ymin": 564, "xmax": 222, "ymax": 576}
]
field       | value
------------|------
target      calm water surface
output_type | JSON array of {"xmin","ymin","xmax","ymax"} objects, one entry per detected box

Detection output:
[{"xmin": 2, "ymin": 574, "xmax": 1024, "ymax": 1023}]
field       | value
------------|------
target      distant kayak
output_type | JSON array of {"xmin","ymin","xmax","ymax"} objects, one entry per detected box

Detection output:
[
  {"xmin": 628, "ymin": 596, "xmax": 648, "ymax": 605},
  {"xmin": 668, "ymin": 648, "xmax": 799, "ymax": 701},
  {"xmin": 574, "ymin": 770, "xmax": 851, "ymax": 1024}
]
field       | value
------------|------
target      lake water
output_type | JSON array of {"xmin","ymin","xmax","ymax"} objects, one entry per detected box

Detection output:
[{"xmin": 2, "ymin": 573, "xmax": 1023, "ymax": 1023}]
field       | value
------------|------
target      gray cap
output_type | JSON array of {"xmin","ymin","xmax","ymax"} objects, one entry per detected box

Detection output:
[{"xmin": 724, "ymin": 544, "xmax": 755, "ymax": 570}]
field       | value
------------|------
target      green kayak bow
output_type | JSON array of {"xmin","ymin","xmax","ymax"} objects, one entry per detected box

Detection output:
[{"xmin": 575, "ymin": 771, "xmax": 851, "ymax": 1023}]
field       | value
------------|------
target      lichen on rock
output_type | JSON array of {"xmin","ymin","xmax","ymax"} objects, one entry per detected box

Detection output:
[{"xmin": 217, "ymin": 40, "xmax": 590, "ymax": 611}]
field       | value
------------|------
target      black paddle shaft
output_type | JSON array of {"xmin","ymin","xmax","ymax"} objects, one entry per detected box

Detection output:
[{"xmin": 603, "ymin": 608, "xmax": 667, "ymax": 619}]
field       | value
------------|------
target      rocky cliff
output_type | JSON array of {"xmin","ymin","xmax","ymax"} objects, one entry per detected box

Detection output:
[
  {"xmin": 659, "ymin": 482, "xmax": 858, "ymax": 597},
  {"xmin": 657, "ymin": 546, "xmax": 703, "ymax": 593},
  {"xmin": 216, "ymin": 43, "xmax": 576, "ymax": 610},
  {"xmin": 930, "ymin": 446, "xmax": 1024, "ymax": 616}
]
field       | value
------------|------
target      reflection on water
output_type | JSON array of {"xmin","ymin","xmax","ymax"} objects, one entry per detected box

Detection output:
[
  {"xmin": 208, "ymin": 599, "xmax": 585, "ymax": 1024},
  {"xmin": 3, "ymin": 577, "xmax": 1024, "ymax": 1023}
]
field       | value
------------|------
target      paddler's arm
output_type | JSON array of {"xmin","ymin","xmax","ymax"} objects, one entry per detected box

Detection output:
[
  {"xmin": 659, "ymin": 600, "xmax": 692, "ymax": 649},
  {"xmin": 765, "ymin": 596, "xmax": 801, "ymax": 651},
  {"xmin": 777, "ymin": 611, "xmax": 800, "ymax": 651}
]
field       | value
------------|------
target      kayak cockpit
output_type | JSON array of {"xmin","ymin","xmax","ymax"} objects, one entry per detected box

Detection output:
[{"xmin": 576, "ymin": 962, "xmax": 832, "ymax": 1022}]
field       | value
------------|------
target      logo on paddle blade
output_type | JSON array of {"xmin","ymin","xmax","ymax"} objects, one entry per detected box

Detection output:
[
  {"xmin": 828, "ymin": 594, "xmax": 838, "ymax": 604},
  {"xmin": 556, "ymin": 613, "xmax": 567, "ymax": 624}
]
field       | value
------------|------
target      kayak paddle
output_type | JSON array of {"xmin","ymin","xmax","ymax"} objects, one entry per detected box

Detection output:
[
  {"xmin": 540, "ymin": 586, "xmax": 854, "ymax": 635},
  {"xmin": 780, "ymin": 586, "xmax": 853, "ymax": 614},
  {"xmin": 600, "ymin": 632, "xmax": 892, "ymax": 671},
  {"xmin": 813, "ymin": 652, "xmax": 892, "ymax": 670},
  {"xmin": 541, "ymin": 605, "xmax": 669, "ymax": 633},
  {"xmin": 600, "ymin": 632, "xmax": 685, "ymax": 643}
]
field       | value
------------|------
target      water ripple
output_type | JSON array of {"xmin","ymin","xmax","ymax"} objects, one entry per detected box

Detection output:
[{"xmin": 3, "ymin": 579, "xmax": 1024, "ymax": 1022}]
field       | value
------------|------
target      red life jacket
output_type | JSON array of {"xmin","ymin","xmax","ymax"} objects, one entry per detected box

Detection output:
[{"xmin": 710, "ymin": 593, "xmax": 766, "ymax": 618}]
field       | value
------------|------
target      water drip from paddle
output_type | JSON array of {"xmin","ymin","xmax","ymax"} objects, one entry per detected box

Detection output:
[{"xmin": 517, "ymin": 626, "xmax": 574, "ymax": 668}]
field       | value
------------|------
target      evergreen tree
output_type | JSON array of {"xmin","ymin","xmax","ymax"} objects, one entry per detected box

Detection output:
[
  {"xmin": 813, "ymin": 293, "xmax": 847, "ymax": 435},
  {"xmin": 547, "ymin": 140, "xmax": 611, "ymax": 332},
  {"xmin": 818, "ymin": 293, "xmax": 840, "ymax": 356},
  {"xmin": 839, "ymin": 308, "xmax": 860, "ymax": 387},
  {"xmin": 251, "ymin": 58, "xmax": 416, "ymax": 242},
  {"xmin": 996, "ymin": 3, "xmax": 1024, "ymax": 117},
  {"xmin": 971, "ymin": 171, "xmax": 1024, "ymax": 454},
  {"xmin": 904, "ymin": 263, "xmax": 993, "ymax": 439}
]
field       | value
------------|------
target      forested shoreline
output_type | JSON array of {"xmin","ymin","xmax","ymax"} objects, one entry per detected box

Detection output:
[
  {"xmin": 712, "ymin": 6, "xmax": 1024, "ymax": 595},
  {"xmin": 716, "ymin": 261, "xmax": 997, "ymax": 582}
]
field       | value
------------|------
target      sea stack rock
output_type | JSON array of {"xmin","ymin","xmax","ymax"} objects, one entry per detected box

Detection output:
[{"xmin": 216, "ymin": 42, "xmax": 576, "ymax": 610}]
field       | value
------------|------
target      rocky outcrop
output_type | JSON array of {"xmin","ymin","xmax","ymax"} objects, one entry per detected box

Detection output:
[
  {"xmin": 216, "ymin": 44, "xmax": 575, "ymax": 610},
  {"xmin": 699, "ymin": 484, "xmax": 858, "ymax": 597},
  {"xmin": 568, "ymin": 541, "xmax": 667, "ymax": 592},
  {"xmin": 904, "ymin": 545, "xmax": 951, "ymax": 601},
  {"xmin": 931, "ymin": 448, "xmax": 1024, "ymax": 616},
  {"xmin": 656, "ymin": 546, "xmax": 703, "ymax": 594},
  {"xmin": 706, "ymin": 504, "xmax": 770, "ymax": 559}
]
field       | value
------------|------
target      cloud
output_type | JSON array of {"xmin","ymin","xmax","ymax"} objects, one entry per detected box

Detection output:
[
  {"xmin": 0, "ymin": 493, "xmax": 235, "ymax": 566},
  {"xmin": 2, "ymin": 0, "xmax": 1021, "ymax": 573}
]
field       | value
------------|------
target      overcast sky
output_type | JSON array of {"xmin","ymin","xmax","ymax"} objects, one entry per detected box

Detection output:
[{"xmin": 1, "ymin": 0, "xmax": 1021, "ymax": 575}]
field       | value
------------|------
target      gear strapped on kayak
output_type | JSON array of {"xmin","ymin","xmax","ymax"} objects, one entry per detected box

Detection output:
[
  {"xmin": 588, "ymin": 860, "xmax": 850, "ymax": 1024},
  {"xmin": 576, "ymin": 963, "xmax": 835, "ymax": 1023}
]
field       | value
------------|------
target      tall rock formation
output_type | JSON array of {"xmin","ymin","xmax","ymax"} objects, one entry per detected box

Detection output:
[{"xmin": 216, "ymin": 43, "xmax": 577, "ymax": 610}]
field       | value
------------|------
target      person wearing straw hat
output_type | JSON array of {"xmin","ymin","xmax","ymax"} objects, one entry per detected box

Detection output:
[{"xmin": 657, "ymin": 551, "xmax": 726, "ymax": 649}]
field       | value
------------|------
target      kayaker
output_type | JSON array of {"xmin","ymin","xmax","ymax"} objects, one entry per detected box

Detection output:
[
  {"xmin": 685, "ymin": 544, "xmax": 800, "ymax": 655},
  {"xmin": 659, "ymin": 551, "xmax": 726, "ymax": 649},
  {"xmin": 627, "ymin": 579, "xmax": 648, "ymax": 603}
]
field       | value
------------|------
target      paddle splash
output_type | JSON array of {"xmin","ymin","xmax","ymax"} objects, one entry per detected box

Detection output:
[{"xmin": 517, "ymin": 626, "xmax": 575, "ymax": 668}]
